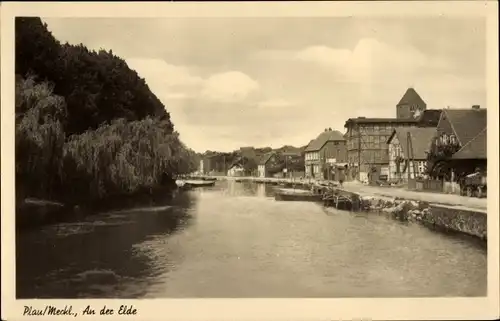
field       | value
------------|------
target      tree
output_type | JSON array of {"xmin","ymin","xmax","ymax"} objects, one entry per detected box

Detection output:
[
  {"xmin": 16, "ymin": 17, "xmax": 172, "ymax": 136},
  {"xmin": 425, "ymin": 135, "xmax": 461, "ymax": 179},
  {"xmin": 15, "ymin": 76, "xmax": 67, "ymax": 199},
  {"xmin": 15, "ymin": 18, "xmax": 199, "ymax": 203}
]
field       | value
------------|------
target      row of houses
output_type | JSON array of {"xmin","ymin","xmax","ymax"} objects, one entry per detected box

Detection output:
[
  {"xmin": 301, "ymin": 87, "xmax": 487, "ymax": 185},
  {"xmin": 199, "ymin": 87, "xmax": 487, "ymax": 186}
]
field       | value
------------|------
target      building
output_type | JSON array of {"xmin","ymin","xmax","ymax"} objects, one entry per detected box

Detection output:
[
  {"xmin": 344, "ymin": 117, "xmax": 419, "ymax": 182},
  {"xmin": 257, "ymin": 152, "xmax": 276, "ymax": 178},
  {"xmin": 387, "ymin": 127, "xmax": 437, "ymax": 182},
  {"xmin": 304, "ymin": 128, "xmax": 347, "ymax": 179},
  {"xmin": 199, "ymin": 154, "xmax": 216, "ymax": 174},
  {"xmin": 344, "ymin": 87, "xmax": 436, "ymax": 183},
  {"xmin": 227, "ymin": 163, "xmax": 245, "ymax": 177},
  {"xmin": 430, "ymin": 106, "xmax": 487, "ymax": 178},
  {"xmin": 396, "ymin": 87, "xmax": 427, "ymax": 119},
  {"xmin": 416, "ymin": 109, "xmax": 443, "ymax": 127},
  {"xmin": 199, "ymin": 159, "xmax": 204, "ymax": 174}
]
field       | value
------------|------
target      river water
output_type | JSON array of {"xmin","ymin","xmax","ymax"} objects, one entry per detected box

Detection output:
[{"xmin": 16, "ymin": 180, "xmax": 487, "ymax": 298}]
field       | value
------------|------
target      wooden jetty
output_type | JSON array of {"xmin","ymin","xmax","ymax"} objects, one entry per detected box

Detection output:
[
  {"xmin": 322, "ymin": 188, "xmax": 361, "ymax": 211},
  {"xmin": 274, "ymin": 184, "xmax": 361, "ymax": 211}
]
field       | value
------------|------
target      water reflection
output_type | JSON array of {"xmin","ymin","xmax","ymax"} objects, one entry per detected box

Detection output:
[
  {"xmin": 16, "ymin": 191, "xmax": 197, "ymax": 298},
  {"xmin": 16, "ymin": 181, "xmax": 487, "ymax": 298}
]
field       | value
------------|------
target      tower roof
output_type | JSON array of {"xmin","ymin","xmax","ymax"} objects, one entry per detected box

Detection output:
[{"xmin": 397, "ymin": 87, "xmax": 426, "ymax": 107}]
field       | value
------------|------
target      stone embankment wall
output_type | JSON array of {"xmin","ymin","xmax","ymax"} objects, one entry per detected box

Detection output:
[{"xmin": 359, "ymin": 196, "xmax": 487, "ymax": 241}]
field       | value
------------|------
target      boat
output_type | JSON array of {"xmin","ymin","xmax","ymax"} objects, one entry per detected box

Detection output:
[
  {"xmin": 201, "ymin": 177, "xmax": 217, "ymax": 181},
  {"xmin": 184, "ymin": 180, "xmax": 216, "ymax": 188},
  {"xmin": 176, "ymin": 179, "xmax": 216, "ymax": 189},
  {"xmin": 274, "ymin": 190, "xmax": 323, "ymax": 202}
]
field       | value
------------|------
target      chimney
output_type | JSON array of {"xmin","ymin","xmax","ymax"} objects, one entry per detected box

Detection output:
[
  {"xmin": 328, "ymin": 127, "xmax": 332, "ymax": 131},
  {"xmin": 324, "ymin": 128, "xmax": 328, "ymax": 132},
  {"xmin": 472, "ymin": 105, "xmax": 480, "ymax": 110}
]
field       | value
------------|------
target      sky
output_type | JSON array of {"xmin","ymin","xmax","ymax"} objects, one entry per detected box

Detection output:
[{"xmin": 42, "ymin": 17, "xmax": 486, "ymax": 153}]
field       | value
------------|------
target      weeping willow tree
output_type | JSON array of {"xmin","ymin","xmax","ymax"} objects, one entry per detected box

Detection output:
[
  {"xmin": 62, "ymin": 117, "xmax": 198, "ymax": 201},
  {"xmin": 15, "ymin": 75, "xmax": 67, "ymax": 199},
  {"xmin": 16, "ymin": 75, "xmax": 198, "ymax": 203}
]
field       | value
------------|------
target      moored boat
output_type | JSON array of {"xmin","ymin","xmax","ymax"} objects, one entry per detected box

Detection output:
[{"xmin": 274, "ymin": 190, "xmax": 323, "ymax": 202}]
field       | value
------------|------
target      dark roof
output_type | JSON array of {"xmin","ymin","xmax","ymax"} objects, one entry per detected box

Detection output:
[
  {"xmin": 388, "ymin": 127, "xmax": 437, "ymax": 160},
  {"xmin": 397, "ymin": 87, "xmax": 426, "ymax": 107},
  {"xmin": 305, "ymin": 129, "xmax": 345, "ymax": 152},
  {"xmin": 344, "ymin": 117, "xmax": 418, "ymax": 127},
  {"xmin": 258, "ymin": 152, "xmax": 275, "ymax": 165},
  {"xmin": 228, "ymin": 163, "xmax": 243, "ymax": 169},
  {"xmin": 441, "ymin": 108, "xmax": 487, "ymax": 146},
  {"xmin": 452, "ymin": 127, "xmax": 487, "ymax": 160},
  {"xmin": 417, "ymin": 109, "xmax": 442, "ymax": 127}
]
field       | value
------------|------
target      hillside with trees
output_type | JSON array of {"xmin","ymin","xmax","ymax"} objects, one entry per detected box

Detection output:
[
  {"xmin": 203, "ymin": 144, "xmax": 306, "ymax": 175},
  {"xmin": 15, "ymin": 18, "xmax": 198, "ymax": 206}
]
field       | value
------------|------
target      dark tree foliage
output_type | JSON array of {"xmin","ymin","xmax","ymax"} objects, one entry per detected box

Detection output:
[
  {"xmin": 425, "ymin": 136, "xmax": 461, "ymax": 179},
  {"xmin": 15, "ymin": 17, "xmax": 171, "ymax": 136},
  {"xmin": 15, "ymin": 18, "xmax": 199, "ymax": 204}
]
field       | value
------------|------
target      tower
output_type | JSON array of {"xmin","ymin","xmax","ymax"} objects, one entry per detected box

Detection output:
[{"xmin": 396, "ymin": 87, "xmax": 427, "ymax": 119}]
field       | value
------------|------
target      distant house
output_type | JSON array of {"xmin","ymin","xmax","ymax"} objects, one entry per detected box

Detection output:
[
  {"xmin": 227, "ymin": 163, "xmax": 244, "ymax": 177},
  {"xmin": 257, "ymin": 152, "xmax": 276, "ymax": 178},
  {"xmin": 387, "ymin": 127, "xmax": 437, "ymax": 182},
  {"xmin": 199, "ymin": 153, "xmax": 218, "ymax": 175},
  {"xmin": 304, "ymin": 128, "xmax": 347, "ymax": 179}
]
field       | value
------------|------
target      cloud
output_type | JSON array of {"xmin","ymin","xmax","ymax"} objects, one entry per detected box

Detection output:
[
  {"xmin": 254, "ymin": 38, "xmax": 451, "ymax": 86},
  {"xmin": 126, "ymin": 58, "xmax": 203, "ymax": 88},
  {"xmin": 201, "ymin": 71, "xmax": 260, "ymax": 103},
  {"xmin": 296, "ymin": 39, "xmax": 433, "ymax": 84},
  {"xmin": 126, "ymin": 59, "xmax": 261, "ymax": 104},
  {"xmin": 257, "ymin": 98, "xmax": 295, "ymax": 108},
  {"xmin": 164, "ymin": 92, "xmax": 190, "ymax": 100}
]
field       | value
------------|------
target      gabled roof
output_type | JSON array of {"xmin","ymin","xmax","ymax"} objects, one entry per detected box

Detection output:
[
  {"xmin": 228, "ymin": 163, "xmax": 243, "ymax": 169},
  {"xmin": 397, "ymin": 87, "xmax": 426, "ymax": 107},
  {"xmin": 417, "ymin": 109, "xmax": 442, "ymax": 127},
  {"xmin": 441, "ymin": 108, "xmax": 487, "ymax": 146},
  {"xmin": 258, "ymin": 152, "xmax": 275, "ymax": 165},
  {"xmin": 452, "ymin": 127, "xmax": 487, "ymax": 160},
  {"xmin": 387, "ymin": 127, "xmax": 437, "ymax": 160},
  {"xmin": 305, "ymin": 129, "xmax": 345, "ymax": 152}
]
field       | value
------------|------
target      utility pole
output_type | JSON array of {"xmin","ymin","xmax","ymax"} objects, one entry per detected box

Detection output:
[
  {"xmin": 407, "ymin": 132, "xmax": 411, "ymax": 182},
  {"xmin": 285, "ymin": 154, "xmax": 288, "ymax": 179},
  {"xmin": 357, "ymin": 124, "xmax": 361, "ymax": 181}
]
